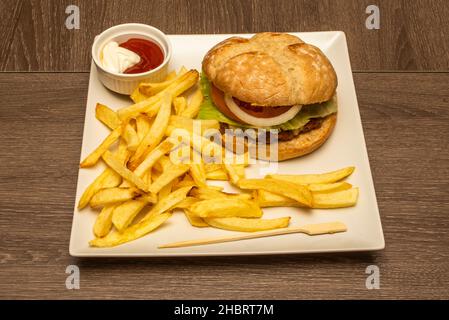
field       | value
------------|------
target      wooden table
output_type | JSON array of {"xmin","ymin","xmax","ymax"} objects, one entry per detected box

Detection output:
[{"xmin": 0, "ymin": 0, "xmax": 448, "ymax": 299}]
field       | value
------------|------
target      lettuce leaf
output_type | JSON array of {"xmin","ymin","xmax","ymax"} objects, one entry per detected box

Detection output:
[
  {"xmin": 197, "ymin": 72, "xmax": 337, "ymax": 131},
  {"xmin": 198, "ymin": 72, "xmax": 244, "ymax": 126}
]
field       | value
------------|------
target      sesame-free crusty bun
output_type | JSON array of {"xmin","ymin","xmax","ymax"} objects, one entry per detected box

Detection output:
[
  {"xmin": 249, "ymin": 114, "xmax": 337, "ymax": 161},
  {"xmin": 202, "ymin": 32, "xmax": 337, "ymax": 106}
]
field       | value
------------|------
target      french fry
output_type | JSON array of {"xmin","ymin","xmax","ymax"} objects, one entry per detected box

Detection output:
[
  {"xmin": 143, "ymin": 186, "xmax": 193, "ymax": 220},
  {"xmin": 189, "ymin": 162, "xmax": 207, "ymax": 187},
  {"xmin": 205, "ymin": 169, "xmax": 228, "ymax": 180},
  {"xmin": 205, "ymin": 216, "xmax": 290, "ymax": 232},
  {"xmin": 117, "ymin": 70, "xmax": 198, "ymax": 121},
  {"xmin": 96, "ymin": 103, "xmax": 120, "ymax": 130},
  {"xmin": 234, "ymin": 165, "xmax": 246, "ymax": 179},
  {"xmin": 78, "ymin": 168, "xmax": 121, "ymax": 209},
  {"xmin": 184, "ymin": 209, "xmax": 208, "ymax": 227},
  {"xmin": 129, "ymin": 93, "xmax": 172, "ymax": 169},
  {"xmin": 148, "ymin": 164, "xmax": 190, "ymax": 194},
  {"xmin": 233, "ymin": 152, "xmax": 251, "ymax": 167},
  {"xmin": 175, "ymin": 181, "xmax": 196, "ymax": 190},
  {"xmin": 167, "ymin": 116, "xmax": 219, "ymax": 134},
  {"xmin": 78, "ymin": 139, "xmax": 130, "ymax": 209},
  {"xmin": 255, "ymin": 189, "xmax": 299, "ymax": 208},
  {"xmin": 154, "ymin": 155, "xmax": 173, "ymax": 172},
  {"xmin": 165, "ymin": 70, "xmax": 177, "ymax": 81},
  {"xmin": 238, "ymin": 178, "xmax": 313, "ymax": 207},
  {"xmin": 130, "ymin": 86, "xmax": 150, "ymax": 103},
  {"xmin": 123, "ymin": 122, "xmax": 139, "ymax": 151},
  {"xmin": 173, "ymin": 196, "xmax": 199, "ymax": 209},
  {"xmin": 312, "ymin": 188, "xmax": 359, "ymax": 209},
  {"xmin": 190, "ymin": 187, "xmax": 252, "ymax": 201},
  {"xmin": 308, "ymin": 182, "xmax": 352, "ymax": 193},
  {"xmin": 133, "ymin": 139, "xmax": 175, "ymax": 177},
  {"xmin": 169, "ymin": 144, "xmax": 192, "ymax": 165},
  {"xmin": 204, "ymin": 163, "xmax": 223, "ymax": 173},
  {"xmin": 115, "ymin": 138, "xmax": 131, "ymax": 164},
  {"xmin": 205, "ymin": 185, "xmax": 224, "ymax": 191},
  {"xmin": 224, "ymin": 163, "xmax": 242, "ymax": 185},
  {"xmin": 80, "ymin": 126, "xmax": 122, "ymax": 168},
  {"xmin": 93, "ymin": 205, "xmax": 116, "ymax": 238},
  {"xmin": 190, "ymin": 198, "xmax": 262, "ymax": 218},
  {"xmin": 139, "ymin": 68, "xmax": 188, "ymax": 97},
  {"xmin": 173, "ymin": 96, "xmax": 187, "ymax": 115},
  {"xmin": 180, "ymin": 88, "xmax": 203, "ymax": 118},
  {"xmin": 158, "ymin": 178, "xmax": 177, "ymax": 200},
  {"xmin": 178, "ymin": 66, "xmax": 188, "ymax": 76},
  {"xmin": 112, "ymin": 199, "xmax": 147, "ymax": 232},
  {"xmin": 89, "ymin": 187, "xmax": 139, "ymax": 207},
  {"xmin": 168, "ymin": 128, "xmax": 223, "ymax": 160},
  {"xmin": 136, "ymin": 115, "xmax": 152, "ymax": 142},
  {"xmin": 256, "ymin": 188, "xmax": 359, "ymax": 209},
  {"xmin": 267, "ymin": 167, "xmax": 355, "ymax": 185},
  {"xmin": 144, "ymin": 169, "xmax": 152, "ymax": 186},
  {"xmin": 138, "ymin": 192, "xmax": 157, "ymax": 204},
  {"xmin": 173, "ymin": 175, "xmax": 196, "ymax": 189},
  {"xmin": 102, "ymin": 151, "xmax": 149, "ymax": 192},
  {"xmin": 152, "ymin": 167, "xmax": 162, "ymax": 180},
  {"xmin": 89, "ymin": 212, "xmax": 172, "ymax": 248}
]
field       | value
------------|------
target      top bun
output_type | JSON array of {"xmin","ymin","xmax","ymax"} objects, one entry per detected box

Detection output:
[{"xmin": 203, "ymin": 32, "xmax": 337, "ymax": 106}]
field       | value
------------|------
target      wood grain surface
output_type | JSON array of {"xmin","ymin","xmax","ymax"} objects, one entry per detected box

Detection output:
[
  {"xmin": 1, "ymin": 72, "xmax": 448, "ymax": 299},
  {"xmin": 0, "ymin": 0, "xmax": 448, "ymax": 71}
]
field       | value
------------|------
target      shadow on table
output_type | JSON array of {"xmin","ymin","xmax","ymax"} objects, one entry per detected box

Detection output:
[{"xmin": 74, "ymin": 251, "xmax": 381, "ymax": 269}]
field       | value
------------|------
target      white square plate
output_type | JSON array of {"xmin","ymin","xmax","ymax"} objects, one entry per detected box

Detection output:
[{"xmin": 70, "ymin": 32, "xmax": 384, "ymax": 257}]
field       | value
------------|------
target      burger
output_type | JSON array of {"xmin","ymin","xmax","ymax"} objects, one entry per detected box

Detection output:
[{"xmin": 198, "ymin": 32, "xmax": 338, "ymax": 161}]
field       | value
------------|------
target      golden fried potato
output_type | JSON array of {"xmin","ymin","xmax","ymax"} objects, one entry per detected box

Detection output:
[
  {"xmin": 148, "ymin": 164, "xmax": 190, "ymax": 194},
  {"xmin": 205, "ymin": 216, "xmax": 290, "ymax": 232},
  {"xmin": 89, "ymin": 187, "xmax": 139, "ymax": 208},
  {"xmin": 190, "ymin": 187, "xmax": 252, "ymax": 201},
  {"xmin": 80, "ymin": 126, "xmax": 122, "ymax": 168},
  {"xmin": 143, "ymin": 186, "xmax": 193, "ymax": 220},
  {"xmin": 189, "ymin": 162, "xmax": 207, "ymax": 187},
  {"xmin": 118, "ymin": 70, "xmax": 198, "ymax": 121},
  {"xmin": 190, "ymin": 198, "xmax": 262, "ymax": 218},
  {"xmin": 129, "ymin": 93, "xmax": 172, "ymax": 169},
  {"xmin": 312, "ymin": 188, "xmax": 359, "ymax": 209},
  {"xmin": 112, "ymin": 199, "xmax": 147, "ymax": 232},
  {"xmin": 184, "ymin": 209, "xmax": 208, "ymax": 227},
  {"xmin": 308, "ymin": 182, "xmax": 352, "ymax": 193},
  {"xmin": 205, "ymin": 169, "xmax": 228, "ymax": 181},
  {"xmin": 95, "ymin": 103, "xmax": 121, "ymax": 130},
  {"xmin": 93, "ymin": 205, "xmax": 116, "ymax": 238},
  {"xmin": 238, "ymin": 178, "xmax": 313, "ymax": 207},
  {"xmin": 255, "ymin": 189, "xmax": 299, "ymax": 208},
  {"xmin": 78, "ymin": 168, "xmax": 121, "ymax": 209},
  {"xmin": 102, "ymin": 151, "xmax": 149, "ymax": 192},
  {"xmin": 180, "ymin": 88, "xmax": 203, "ymax": 118},
  {"xmin": 267, "ymin": 167, "xmax": 355, "ymax": 185},
  {"xmin": 89, "ymin": 212, "xmax": 172, "ymax": 248},
  {"xmin": 173, "ymin": 96, "xmax": 187, "ymax": 115}
]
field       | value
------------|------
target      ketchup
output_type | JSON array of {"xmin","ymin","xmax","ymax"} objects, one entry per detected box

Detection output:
[{"xmin": 119, "ymin": 38, "xmax": 164, "ymax": 74}]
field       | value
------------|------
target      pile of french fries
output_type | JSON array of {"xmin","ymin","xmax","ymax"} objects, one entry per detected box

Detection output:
[{"xmin": 78, "ymin": 67, "xmax": 359, "ymax": 248}]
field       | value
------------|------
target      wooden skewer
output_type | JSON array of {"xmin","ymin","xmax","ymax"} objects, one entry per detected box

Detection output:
[{"xmin": 158, "ymin": 221, "xmax": 347, "ymax": 249}]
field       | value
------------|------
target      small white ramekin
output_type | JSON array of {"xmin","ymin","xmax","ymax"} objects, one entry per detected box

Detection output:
[{"xmin": 92, "ymin": 23, "xmax": 172, "ymax": 95}]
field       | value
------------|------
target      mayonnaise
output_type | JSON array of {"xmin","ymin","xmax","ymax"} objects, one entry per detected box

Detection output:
[{"xmin": 100, "ymin": 41, "xmax": 140, "ymax": 73}]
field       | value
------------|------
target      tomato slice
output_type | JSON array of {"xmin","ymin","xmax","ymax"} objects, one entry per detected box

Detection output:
[
  {"xmin": 210, "ymin": 83, "xmax": 293, "ymax": 123},
  {"xmin": 210, "ymin": 84, "xmax": 244, "ymax": 123}
]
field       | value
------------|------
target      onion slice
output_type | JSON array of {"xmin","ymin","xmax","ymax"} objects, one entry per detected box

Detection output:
[{"xmin": 224, "ymin": 94, "xmax": 302, "ymax": 127}]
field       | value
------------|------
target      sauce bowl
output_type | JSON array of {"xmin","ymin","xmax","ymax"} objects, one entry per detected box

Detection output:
[{"xmin": 92, "ymin": 23, "xmax": 172, "ymax": 95}]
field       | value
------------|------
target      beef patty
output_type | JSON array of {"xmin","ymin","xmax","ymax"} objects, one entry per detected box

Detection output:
[{"xmin": 219, "ymin": 117, "xmax": 325, "ymax": 143}]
